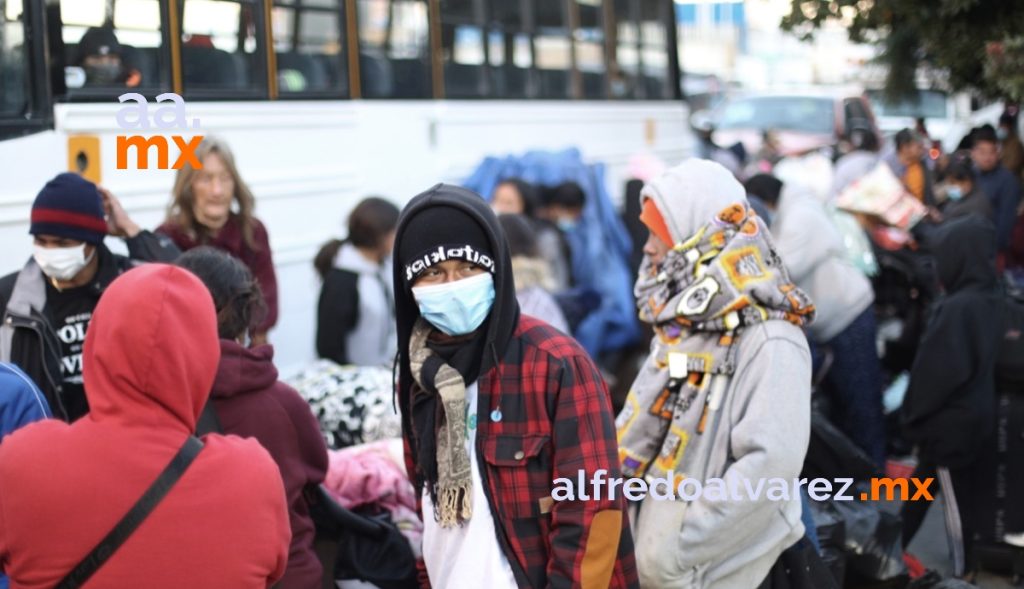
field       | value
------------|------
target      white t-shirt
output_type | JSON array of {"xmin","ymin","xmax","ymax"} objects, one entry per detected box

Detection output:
[{"xmin": 421, "ymin": 382, "xmax": 519, "ymax": 589}]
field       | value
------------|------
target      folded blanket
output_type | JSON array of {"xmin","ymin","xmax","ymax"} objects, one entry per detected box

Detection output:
[{"xmin": 324, "ymin": 439, "xmax": 423, "ymax": 557}]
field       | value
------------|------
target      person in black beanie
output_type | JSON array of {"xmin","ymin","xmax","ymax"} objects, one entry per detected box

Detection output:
[
  {"xmin": 73, "ymin": 26, "xmax": 142, "ymax": 87},
  {"xmin": 0, "ymin": 173, "xmax": 179, "ymax": 422},
  {"xmin": 393, "ymin": 183, "xmax": 638, "ymax": 589}
]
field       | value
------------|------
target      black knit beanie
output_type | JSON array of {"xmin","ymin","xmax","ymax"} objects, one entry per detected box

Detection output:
[{"xmin": 398, "ymin": 205, "xmax": 495, "ymax": 286}]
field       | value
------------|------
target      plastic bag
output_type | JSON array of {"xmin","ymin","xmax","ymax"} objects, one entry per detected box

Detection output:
[
  {"xmin": 907, "ymin": 571, "xmax": 979, "ymax": 589},
  {"xmin": 808, "ymin": 499, "xmax": 847, "ymax": 587},
  {"xmin": 883, "ymin": 372, "xmax": 910, "ymax": 414},
  {"xmin": 831, "ymin": 482, "xmax": 908, "ymax": 582},
  {"xmin": 827, "ymin": 207, "xmax": 879, "ymax": 277},
  {"xmin": 802, "ymin": 409, "xmax": 879, "ymax": 482}
]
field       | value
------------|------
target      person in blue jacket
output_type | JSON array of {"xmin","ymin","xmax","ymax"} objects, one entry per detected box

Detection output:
[
  {"xmin": 973, "ymin": 125, "xmax": 1022, "ymax": 252},
  {"xmin": 0, "ymin": 362, "xmax": 50, "ymax": 440},
  {"xmin": 0, "ymin": 362, "xmax": 51, "ymax": 589}
]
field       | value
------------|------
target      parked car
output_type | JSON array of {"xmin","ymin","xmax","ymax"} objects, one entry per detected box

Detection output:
[
  {"xmin": 866, "ymin": 88, "xmax": 965, "ymax": 155},
  {"xmin": 696, "ymin": 89, "xmax": 882, "ymax": 159}
]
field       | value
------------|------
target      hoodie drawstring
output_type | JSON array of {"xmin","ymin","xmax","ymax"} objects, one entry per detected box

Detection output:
[
  {"xmin": 391, "ymin": 349, "xmax": 401, "ymax": 414},
  {"xmin": 488, "ymin": 342, "xmax": 503, "ymax": 423}
]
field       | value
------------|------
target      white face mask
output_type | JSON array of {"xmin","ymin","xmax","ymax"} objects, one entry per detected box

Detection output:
[{"xmin": 33, "ymin": 244, "xmax": 94, "ymax": 281}]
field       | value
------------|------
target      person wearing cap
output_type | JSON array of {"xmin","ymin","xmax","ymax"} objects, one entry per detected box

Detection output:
[
  {"xmin": 620, "ymin": 159, "xmax": 823, "ymax": 588},
  {"xmin": 73, "ymin": 26, "xmax": 142, "ymax": 87},
  {"xmin": 393, "ymin": 184, "xmax": 638, "ymax": 589},
  {"xmin": 0, "ymin": 173, "xmax": 180, "ymax": 423}
]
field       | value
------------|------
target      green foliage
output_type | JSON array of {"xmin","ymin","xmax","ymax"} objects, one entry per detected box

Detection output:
[
  {"xmin": 985, "ymin": 36, "xmax": 1024, "ymax": 103},
  {"xmin": 781, "ymin": 0, "xmax": 1024, "ymax": 100}
]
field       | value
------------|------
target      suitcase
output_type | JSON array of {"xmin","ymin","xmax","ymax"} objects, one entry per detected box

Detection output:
[
  {"xmin": 997, "ymin": 299, "xmax": 1024, "ymax": 393},
  {"xmin": 939, "ymin": 301, "xmax": 1024, "ymax": 581},
  {"xmin": 972, "ymin": 392, "xmax": 1024, "ymax": 580}
]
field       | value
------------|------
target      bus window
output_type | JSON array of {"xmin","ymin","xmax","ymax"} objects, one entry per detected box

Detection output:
[
  {"xmin": 487, "ymin": 0, "xmax": 530, "ymax": 99},
  {"xmin": 272, "ymin": 0, "xmax": 347, "ymax": 96},
  {"xmin": 610, "ymin": 0, "xmax": 639, "ymax": 99},
  {"xmin": 1, "ymin": 0, "xmax": 28, "ymax": 117},
  {"xmin": 639, "ymin": 0, "xmax": 668, "ymax": 99},
  {"xmin": 533, "ymin": 0, "xmax": 570, "ymax": 99},
  {"xmin": 440, "ymin": 0, "xmax": 474, "ymax": 20},
  {"xmin": 574, "ymin": 0, "xmax": 605, "ymax": 99},
  {"xmin": 440, "ymin": 0, "xmax": 486, "ymax": 98},
  {"xmin": 60, "ymin": 0, "xmax": 163, "ymax": 93},
  {"xmin": 357, "ymin": 0, "xmax": 431, "ymax": 98},
  {"xmin": 181, "ymin": 0, "xmax": 267, "ymax": 96}
]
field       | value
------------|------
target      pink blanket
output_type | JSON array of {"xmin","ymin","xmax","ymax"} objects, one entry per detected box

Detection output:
[{"xmin": 323, "ymin": 439, "xmax": 422, "ymax": 556}]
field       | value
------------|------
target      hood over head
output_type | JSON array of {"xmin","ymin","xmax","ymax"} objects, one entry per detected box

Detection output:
[
  {"xmin": 641, "ymin": 158, "xmax": 749, "ymax": 244},
  {"xmin": 392, "ymin": 183, "xmax": 519, "ymax": 406},
  {"xmin": 929, "ymin": 214, "xmax": 999, "ymax": 294},
  {"xmin": 212, "ymin": 341, "xmax": 279, "ymax": 398},
  {"xmin": 82, "ymin": 264, "xmax": 221, "ymax": 432}
]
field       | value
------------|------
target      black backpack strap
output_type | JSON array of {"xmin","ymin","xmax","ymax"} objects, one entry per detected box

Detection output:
[
  {"xmin": 195, "ymin": 400, "xmax": 223, "ymax": 436},
  {"xmin": 55, "ymin": 436, "xmax": 204, "ymax": 589}
]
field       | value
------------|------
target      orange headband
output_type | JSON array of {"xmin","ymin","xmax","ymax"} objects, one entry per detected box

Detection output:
[{"xmin": 639, "ymin": 198, "xmax": 673, "ymax": 247}]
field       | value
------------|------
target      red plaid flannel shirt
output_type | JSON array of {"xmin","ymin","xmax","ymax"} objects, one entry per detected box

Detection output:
[{"xmin": 403, "ymin": 316, "xmax": 639, "ymax": 588}]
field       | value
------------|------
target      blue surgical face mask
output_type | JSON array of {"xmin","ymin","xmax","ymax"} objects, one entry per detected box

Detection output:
[
  {"xmin": 412, "ymin": 272, "xmax": 495, "ymax": 336},
  {"xmin": 557, "ymin": 218, "xmax": 578, "ymax": 232},
  {"xmin": 946, "ymin": 185, "xmax": 964, "ymax": 201}
]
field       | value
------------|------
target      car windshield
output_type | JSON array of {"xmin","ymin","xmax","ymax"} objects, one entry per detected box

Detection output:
[
  {"xmin": 716, "ymin": 96, "xmax": 835, "ymax": 134},
  {"xmin": 867, "ymin": 90, "xmax": 948, "ymax": 119}
]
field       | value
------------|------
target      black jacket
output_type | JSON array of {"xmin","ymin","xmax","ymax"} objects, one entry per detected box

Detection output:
[
  {"xmin": 316, "ymin": 267, "xmax": 359, "ymax": 365},
  {"xmin": 941, "ymin": 188, "xmax": 993, "ymax": 222},
  {"xmin": 975, "ymin": 165, "xmax": 1021, "ymax": 250},
  {"xmin": 901, "ymin": 216, "xmax": 1004, "ymax": 468},
  {"xmin": 0, "ymin": 231, "xmax": 180, "ymax": 421}
]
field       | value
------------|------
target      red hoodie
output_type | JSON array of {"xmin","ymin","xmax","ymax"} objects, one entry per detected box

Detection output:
[
  {"xmin": 0, "ymin": 264, "xmax": 291, "ymax": 589},
  {"xmin": 210, "ymin": 340, "xmax": 328, "ymax": 589}
]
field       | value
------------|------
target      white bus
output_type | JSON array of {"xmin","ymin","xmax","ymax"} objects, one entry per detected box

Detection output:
[{"xmin": 0, "ymin": 0, "xmax": 693, "ymax": 369}]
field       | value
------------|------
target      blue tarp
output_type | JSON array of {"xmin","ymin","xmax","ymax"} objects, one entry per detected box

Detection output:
[{"xmin": 463, "ymin": 148, "xmax": 641, "ymax": 359}]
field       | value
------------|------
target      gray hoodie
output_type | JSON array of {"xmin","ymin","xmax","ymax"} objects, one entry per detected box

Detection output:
[
  {"xmin": 633, "ymin": 160, "xmax": 810, "ymax": 588},
  {"xmin": 771, "ymin": 185, "xmax": 874, "ymax": 343},
  {"xmin": 333, "ymin": 242, "xmax": 397, "ymax": 366}
]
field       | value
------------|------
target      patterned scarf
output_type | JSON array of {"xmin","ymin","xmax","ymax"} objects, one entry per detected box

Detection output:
[
  {"xmin": 617, "ymin": 204, "xmax": 815, "ymax": 484},
  {"xmin": 408, "ymin": 318, "xmax": 474, "ymax": 527}
]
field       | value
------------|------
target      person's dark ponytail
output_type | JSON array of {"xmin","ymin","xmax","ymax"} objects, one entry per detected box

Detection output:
[
  {"xmin": 314, "ymin": 238, "xmax": 345, "ymax": 280},
  {"xmin": 176, "ymin": 246, "xmax": 266, "ymax": 341},
  {"xmin": 315, "ymin": 197, "xmax": 400, "ymax": 279}
]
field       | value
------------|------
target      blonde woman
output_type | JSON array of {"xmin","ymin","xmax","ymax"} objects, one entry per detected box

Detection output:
[{"xmin": 157, "ymin": 137, "xmax": 278, "ymax": 343}]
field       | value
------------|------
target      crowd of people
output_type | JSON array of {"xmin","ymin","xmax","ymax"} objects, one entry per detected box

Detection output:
[{"xmin": 0, "ymin": 113, "xmax": 1022, "ymax": 588}]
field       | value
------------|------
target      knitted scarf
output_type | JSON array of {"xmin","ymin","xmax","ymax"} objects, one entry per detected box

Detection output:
[
  {"xmin": 408, "ymin": 318, "xmax": 475, "ymax": 527},
  {"xmin": 617, "ymin": 203, "xmax": 815, "ymax": 484}
]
